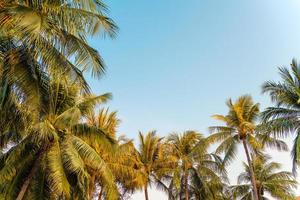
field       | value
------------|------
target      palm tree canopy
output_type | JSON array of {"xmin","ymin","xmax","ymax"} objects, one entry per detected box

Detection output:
[
  {"xmin": 208, "ymin": 95, "xmax": 262, "ymax": 165},
  {"xmin": 211, "ymin": 95, "xmax": 260, "ymax": 139}
]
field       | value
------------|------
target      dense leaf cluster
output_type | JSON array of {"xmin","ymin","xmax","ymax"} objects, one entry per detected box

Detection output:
[{"xmin": 0, "ymin": 0, "xmax": 299, "ymax": 200}]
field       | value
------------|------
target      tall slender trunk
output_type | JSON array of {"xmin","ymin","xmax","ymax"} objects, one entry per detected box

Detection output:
[
  {"xmin": 98, "ymin": 186, "xmax": 103, "ymax": 200},
  {"xmin": 144, "ymin": 185, "xmax": 149, "ymax": 200},
  {"xmin": 184, "ymin": 171, "xmax": 189, "ymax": 200},
  {"xmin": 257, "ymin": 187, "xmax": 262, "ymax": 200},
  {"xmin": 242, "ymin": 139, "xmax": 259, "ymax": 200},
  {"xmin": 88, "ymin": 173, "xmax": 96, "ymax": 199},
  {"xmin": 16, "ymin": 146, "xmax": 45, "ymax": 200}
]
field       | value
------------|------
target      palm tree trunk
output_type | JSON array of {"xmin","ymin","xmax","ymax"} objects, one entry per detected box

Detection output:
[
  {"xmin": 98, "ymin": 187, "xmax": 103, "ymax": 200},
  {"xmin": 257, "ymin": 187, "xmax": 262, "ymax": 200},
  {"xmin": 144, "ymin": 185, "xmax": 149, "ymax": 200},
  {"xmin": 184, "ymin": 171, "xmax": 189, "ymax": 200},
  {"xmin": 88, "ymin": 172, "xmax": 96, "ymax": 199},
  {"xmin": 16, "ymin": 146, "xmax": 45, "ymax": 200},
  {"xmin": 242, "ymin": 139, "xmax": 259, "ymax": 200}
]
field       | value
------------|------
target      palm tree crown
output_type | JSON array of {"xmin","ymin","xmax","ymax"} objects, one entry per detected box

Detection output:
[{"xmin": 208, "ymin": 95, "xmax": 260, "ymax": 164}]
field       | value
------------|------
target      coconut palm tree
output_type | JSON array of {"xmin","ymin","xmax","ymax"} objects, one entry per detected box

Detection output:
[
  {"xmin": 134, "ymin": 131, "xmax": 175, "ymax": 200},
  {"xmin": 208, "ymin": 95, "xmax": 261, "ymax": 200},
  {"xmin": 165, "ymin": 131, "xmax": 227, "ymax": 200},
  {"xmin": 136, "ymin": 131, "xmax": 160, "ymax": 200},
  {"xmin": 261, "ymin": 59, "xmax": 300, "ymax": 173},
  {"xmin": 0, "ymin": 78, "xmax": 118, "ymax": 200},
  {"xmin": 231, "ymin": 154, "xmax": 297, "ymax": 200}
]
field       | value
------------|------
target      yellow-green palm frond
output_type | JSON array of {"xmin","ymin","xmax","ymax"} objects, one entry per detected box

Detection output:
[
  {"xmin": 46, "ymin": 140, "xmax": 71, "ymax": 198},
  {"xmin": 95, "ymin": 108, "xmax": 120, "ymax": 140},
  {"xmin": 71, "ymin": 123, "xmax": 115, "ymax": 153}
]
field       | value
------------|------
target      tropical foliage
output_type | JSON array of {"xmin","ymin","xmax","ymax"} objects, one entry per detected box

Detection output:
[
  {"xmin": 0, "ymin": 0, "xmax": 300, "ymax": 199},
  {"xmin": 262, "ymin": 59, "xmax": 300, "ymax": 173}
]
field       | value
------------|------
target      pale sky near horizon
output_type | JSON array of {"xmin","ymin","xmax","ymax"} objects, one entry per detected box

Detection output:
[{"xmin": 88, "ymin": 0, "xmax": 300, "ymax": 199}]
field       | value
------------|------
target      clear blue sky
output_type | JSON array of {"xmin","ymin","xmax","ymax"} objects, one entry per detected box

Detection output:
[{"xmin": 88, "ymin": 0, "xmax": 300, "ymax": 199}]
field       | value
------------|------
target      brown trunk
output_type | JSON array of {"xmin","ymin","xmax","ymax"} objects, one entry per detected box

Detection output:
[
  {"xmin": 16, "ymin": 146, "xmax": 45, "ymax": 200},
  {"xmin": 144, "ymin": 186, "xmax": 149, "ymax": 200},
  {"xmin": 88, "ymin": 173, "xmax": 96, "ymax": 199},
  {"xmin": 184, "ymin": 171, "xmax": 189, "ymax": 200},
  {"xmin": 257, "ymin": 187, "xmax": 262, "ymax": 200},
  {"xmin": 98, "ymin": 187, "xmax": 103, "ymax": 200},
  {"xmin": 242, "ymin": 139, "xmax": 259, "ymax": 200}
]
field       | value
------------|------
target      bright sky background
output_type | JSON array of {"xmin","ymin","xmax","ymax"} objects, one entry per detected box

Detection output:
[{"xmin": 88, "ymin": 0, "xmax": 300, "ymax": 199}]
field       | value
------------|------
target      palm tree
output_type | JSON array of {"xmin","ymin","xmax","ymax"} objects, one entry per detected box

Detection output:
[
  {"xmin": 261, "ymin": 59, "xmax": 300, "ymax": 173},
  {"xmin": 136, "ymin": 131, "xmax": 160, "ymax": 200},
  {"xmin": 231, "ymin": 154, "xmax": 297, "ymax": 200},
  {"xmin": 208, "ymin": 95, "xmax": 261, "ymax": 200},
  {"xmin": 135, "ymin": 131, "xmax": 174, "ymax": 200},
  {"xmin": 0, "ymin": 78, "xmax": 118, "ymax": 200},
  {"xmin": 166, "ymin": 131, "xmax": 226, "ymax": 200}
]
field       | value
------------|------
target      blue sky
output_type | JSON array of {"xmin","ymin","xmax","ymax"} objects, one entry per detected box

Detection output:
[{"xmin": 88, "ymin": 0, "xmax": 300, "ymax": 198}]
